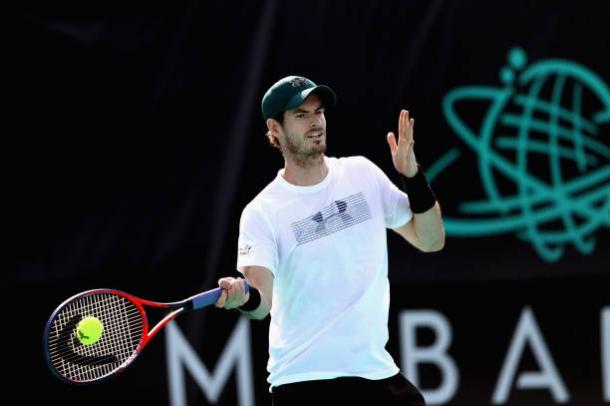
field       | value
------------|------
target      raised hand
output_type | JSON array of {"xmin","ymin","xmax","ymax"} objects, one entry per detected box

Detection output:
[{"xmin": 386, "ymin": 109, "xmax": 419, "ymax": 177}]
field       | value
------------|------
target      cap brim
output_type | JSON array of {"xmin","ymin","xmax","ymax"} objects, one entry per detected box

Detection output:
[{"xmin": 285, "ymin": 85, "xmax": 337, "ymax": 111}]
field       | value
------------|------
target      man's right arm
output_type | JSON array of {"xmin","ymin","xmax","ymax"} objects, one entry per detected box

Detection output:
[
  {"xmin": 214, "ymin": 265, "xmax": 274, "ymax": 320},
  {"xmin": 241, "ymin": 266, "xmax": 273, "ymax": 319}
]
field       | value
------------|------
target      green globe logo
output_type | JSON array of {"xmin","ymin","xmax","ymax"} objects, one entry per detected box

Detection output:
[{"xmin": 436, "ymin": 47, "xmax": 610, "ymax": 262}]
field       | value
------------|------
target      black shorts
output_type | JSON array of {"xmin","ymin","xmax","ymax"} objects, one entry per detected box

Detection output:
[{"xmin": 271, "ymin": 373, "xmax": 426, "ymax": 406}]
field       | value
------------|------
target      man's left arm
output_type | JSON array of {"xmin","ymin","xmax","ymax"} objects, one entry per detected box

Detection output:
[
  {"xmin": 386, "ymin": 109, "xmax": 445, "ymax": 252},
  {"xmin": 392, "ymin": 202, "xmax": 444, "ymax": 252}
]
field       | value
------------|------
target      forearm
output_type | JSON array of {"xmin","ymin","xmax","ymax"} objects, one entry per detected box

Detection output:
[
  {"xmin": 411, "ymin": 202, "xmax": 445, "ymax": 252},
  {"xmin": 238, "ymin": 289, "xmax": 272, "ymax": 320},
  {"xmin": 239, "ymin": 266, "xmax": 273, "ymax": 320},
  {"xmin": 393, "ymin": 165, "xmax": 445, "ymax": 252}
]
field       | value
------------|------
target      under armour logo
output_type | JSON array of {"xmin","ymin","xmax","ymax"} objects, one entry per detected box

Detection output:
[{"xmin": 312, "ymin": 200, "xmax": 352, "ymax": 233}]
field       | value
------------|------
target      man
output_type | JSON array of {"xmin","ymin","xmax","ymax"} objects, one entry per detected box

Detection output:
[{"xmin": 215, "ymin": 75, "xmax": 444, "ymax": 405}]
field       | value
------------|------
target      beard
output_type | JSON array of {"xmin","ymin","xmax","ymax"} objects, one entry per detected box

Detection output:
[{"xmin": 283, "ymin": 130, "xmax": 326, "ymax": 159}]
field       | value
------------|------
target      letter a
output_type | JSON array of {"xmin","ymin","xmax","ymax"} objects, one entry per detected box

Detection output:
[{"xmin": 492, "ymin": 307, "xmax": 569, "ymax": 404}]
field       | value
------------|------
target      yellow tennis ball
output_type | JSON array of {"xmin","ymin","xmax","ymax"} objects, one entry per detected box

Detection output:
[{"xmin": 76, "ymin": 316, "xmax": 103, "ymax": 345}]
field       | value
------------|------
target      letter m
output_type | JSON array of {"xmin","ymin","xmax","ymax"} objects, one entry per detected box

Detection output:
[{"xmin": 166, "ymin": 318, "xmax": 254, "ymax": 406}]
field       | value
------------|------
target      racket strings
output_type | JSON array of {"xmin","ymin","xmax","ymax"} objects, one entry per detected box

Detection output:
[{"xmin": 47, "ymin": 292, "xmax": 144, "ymax": 382}]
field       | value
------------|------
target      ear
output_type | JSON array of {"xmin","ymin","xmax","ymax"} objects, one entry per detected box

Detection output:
[{"xmin": 266, "ymin": 118, "xmax": 280, "ymax": 135}]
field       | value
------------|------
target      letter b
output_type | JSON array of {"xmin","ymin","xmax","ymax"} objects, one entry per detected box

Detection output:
[{"xmin": 400, "ymin": 310, "xmax": 459, "ymax": 404}]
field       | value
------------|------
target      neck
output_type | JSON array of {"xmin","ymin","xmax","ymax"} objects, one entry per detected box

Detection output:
[{"xmin": 282, "ymin": 154, "xmax": 327, "ymax": 186}]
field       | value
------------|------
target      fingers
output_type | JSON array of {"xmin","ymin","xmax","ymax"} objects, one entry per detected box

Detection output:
[
  {"xmin": 398, "ymin": 109, "xmax": 415, "ymax": 143},
  {"xmin": 398, "ymin": 110, "xmax": 404, "ymax": 140},
  {"xmin": 218, "ymin": 277, "xmax": 233, "ymax": 290},
  {"xmin": 386, "ymin": 132, "xmax": 397, "ymax": 154},
  {"xmin": 215, "ymin": 277, "xmax": 249, "ymax": 309},
  {"xmin": 392, "ymin": 110, "xmax": 415, "ymax": 145},
  {"xmin": 214, "ymin": 289, "xmax": 227, "ymax": 308}
]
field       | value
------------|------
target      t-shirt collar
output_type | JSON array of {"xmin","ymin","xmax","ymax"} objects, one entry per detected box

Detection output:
[{"xmin": 276, "ymin": 156, "xmax": 333, "ymax": 193}]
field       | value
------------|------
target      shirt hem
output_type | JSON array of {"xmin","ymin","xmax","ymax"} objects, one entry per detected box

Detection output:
[{"xmin": 268, "ymin": 366, "xmax": 399, "ymax": 392}]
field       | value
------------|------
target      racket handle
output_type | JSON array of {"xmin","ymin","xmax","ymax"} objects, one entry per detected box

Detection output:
[{"xmin": 190, "ymin": 280, "xmax": 250, "ymax": 310}]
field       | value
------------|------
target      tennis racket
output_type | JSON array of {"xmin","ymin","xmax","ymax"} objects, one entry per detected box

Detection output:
[{"xmin": 43, "ymin": 282, "xmax": 249, "ymax": 384}]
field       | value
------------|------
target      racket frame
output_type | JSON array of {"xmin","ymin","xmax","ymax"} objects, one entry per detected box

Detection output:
[{"xmin": 43, "ymin": 284, "xmax": 240, "ymax": 384}]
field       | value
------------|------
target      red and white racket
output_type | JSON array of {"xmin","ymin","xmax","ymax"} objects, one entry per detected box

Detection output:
[{"xmin": 43, "ymin": 283, "xmax": 248, "ymax": 384}]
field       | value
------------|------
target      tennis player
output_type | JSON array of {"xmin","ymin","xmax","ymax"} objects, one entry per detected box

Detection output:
[{"xmin": 215, "ymin": 75, "xmax": 444, "ymax": 405}]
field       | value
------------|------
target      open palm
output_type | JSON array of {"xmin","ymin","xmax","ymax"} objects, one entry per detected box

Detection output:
[{"xmin": 386, "ymin": 109, "xmax": 419, "ymax": 177}]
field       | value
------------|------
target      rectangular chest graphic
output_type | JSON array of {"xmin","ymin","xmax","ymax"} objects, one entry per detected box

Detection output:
[{"xmin": 291, "ymin": 192, "xmax": 372, "ymax": 245}]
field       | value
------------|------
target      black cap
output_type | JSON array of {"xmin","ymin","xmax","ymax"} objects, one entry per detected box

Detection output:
[{"xmin": 261, "ymin": 76, "xmax": 337, "ymax": 121}]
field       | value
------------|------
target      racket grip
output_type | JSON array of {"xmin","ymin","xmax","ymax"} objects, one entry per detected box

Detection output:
[{"xmin": 190, "ymin": 281, "xmax": 250, "ymax": 310}]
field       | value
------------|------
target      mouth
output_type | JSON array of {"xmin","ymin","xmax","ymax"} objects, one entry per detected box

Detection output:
[{"xmin": 306, "ymin": 131, "xmax": 324, "ymax": 139}]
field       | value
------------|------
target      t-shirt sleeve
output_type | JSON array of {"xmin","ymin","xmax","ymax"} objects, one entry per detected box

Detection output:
[
  {"xmin": 236, "ymin": 204, "xmax": 278, "ymax": 276},
  {"xmin": 363, "ymin": 157, "xmax": 413, "ymax": 229}
]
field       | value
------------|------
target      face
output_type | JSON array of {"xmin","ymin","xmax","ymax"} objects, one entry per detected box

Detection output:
[{"xmin": 272, "ymin": 93, "xmax": 327, "ymax": 159}]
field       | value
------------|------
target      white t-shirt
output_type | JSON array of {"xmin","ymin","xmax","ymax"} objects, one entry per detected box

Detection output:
[{"xmin": 236, "ymin": 155, "xmax": 413, "ymax": 389}]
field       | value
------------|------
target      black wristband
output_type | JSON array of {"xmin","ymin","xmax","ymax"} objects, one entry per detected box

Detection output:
[
  {"xmin": 237, "ymin": 288, "xmax": 261, "ymax": 312},
  {"xmin": 400, "ymin": 165, "xmax": 437, "ymax": 214}
]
